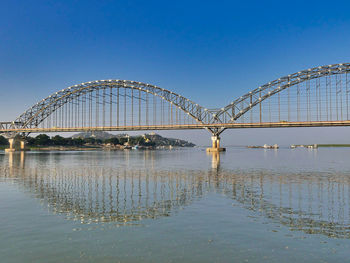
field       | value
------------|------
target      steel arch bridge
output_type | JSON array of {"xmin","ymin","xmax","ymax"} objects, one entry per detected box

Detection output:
[{"xmin": 2, "ymin": 62, "xmax": 350, "ymax": 148}]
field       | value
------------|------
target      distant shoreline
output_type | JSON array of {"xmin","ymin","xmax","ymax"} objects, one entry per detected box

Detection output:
[
  {"xmin": 0, "ymin": 145, "xmax": 193, "ymax": 151},
  {"xmin": 317, "ymin": 144, "xmax": 350, "ymax": 147},
  {"xmin": 245, "ymin": 144, "xmax": 350, "ymax": 149}
]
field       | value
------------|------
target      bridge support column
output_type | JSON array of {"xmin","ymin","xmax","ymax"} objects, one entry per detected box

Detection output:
[
  {"xmin": 5, "ymin": 138, "xmax": 15, "ymax": 153},
  {"xmin": 206, "ymin": 135, "xmax": 226, "ymax": 152},
  {"xmin": 5, "ymin": 138, "xmax": 28, "ymax": 152},
  {"xmin": 20, "ymin": 140, "xmax": 27, "ymax": 151}
]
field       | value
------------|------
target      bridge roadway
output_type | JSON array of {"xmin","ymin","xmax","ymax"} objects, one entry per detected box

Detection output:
[{"xmin": 1, "ymin": 120, "xmax": 350, "ymax": 133}]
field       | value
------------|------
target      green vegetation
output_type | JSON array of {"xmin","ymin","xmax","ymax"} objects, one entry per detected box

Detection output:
[
  {"xmin": 128, "ymin": 136, "xmax": 155, "ymax": 147},
  {"xmin": 0, "ymin": 135, "xmax": 9, "ymax": 146},
  {"xmin": 24, "ymin": 134, "xmax": 155, "ymax": 147},
  {"xmin": 0, "ymin": 132, "xmax": 194, "ymax": 150},
  {"xmin": 26, "ymin": 135, "xmax": 86, "ymax": 147},
  {"xmin": 104, "ymin": 137, "xmax": 120, "ymax": 145},
  {"xmin": 104, "ymin": 135, "xmax": 155, "ymax": 147}
]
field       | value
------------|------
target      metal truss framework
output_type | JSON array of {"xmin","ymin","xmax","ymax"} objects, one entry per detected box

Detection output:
[
  {"xmin": 14, "ymin": 80, "xmax": 213, "ymax": 126},
  {"xmin": 1, "ymin": 63, "xmax": 350, "ymax": 137},
  {"xmin": 216, "ymin": 63, "xmax": 350, "ymax": 124}
]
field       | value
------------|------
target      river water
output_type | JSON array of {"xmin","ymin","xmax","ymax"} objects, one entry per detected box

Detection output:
[{"xmin": 1, "ymin": 147, "xmax": 350, "ymax": 262}]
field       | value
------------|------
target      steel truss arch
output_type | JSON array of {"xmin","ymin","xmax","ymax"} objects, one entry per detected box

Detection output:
[
  {"xmin": 215, "ymin": 63, "xmax": 350, "ymax": 123},
  {"xmin": 12, "ymin": 80, "xmax": 215, "ymax": 130}
]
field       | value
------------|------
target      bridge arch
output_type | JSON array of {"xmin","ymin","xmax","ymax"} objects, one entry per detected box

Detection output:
[
  {"xmin": 11, "ymin": 80, "xmax": 215, "ymax": 132},
  {"xmin": 215, "ymin": 63, "xmax": 350, "ymax": 123}
]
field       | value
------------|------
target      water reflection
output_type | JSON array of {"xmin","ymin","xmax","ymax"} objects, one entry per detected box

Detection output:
[
  {"xmin": 4, "ymin": 152, "xmax": 202, "ymax": 224},
  {"xmin": 206, "ymin": 151, "xmax": 221, "ymax": 170},
  {"xmin": 7, "ymin": 151, "xmax": 25, "ymax": 169},
  {"xmin": 2, "ymin": 151, "xmax": 350, "ymax": 238}
]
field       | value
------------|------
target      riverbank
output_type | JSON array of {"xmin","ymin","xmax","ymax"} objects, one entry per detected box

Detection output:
[
  {"xmin": 318, "ymin": 144, "xmax": 350, "ymax": 147},
  {"xmin": 1, "ymin": 145, "xmax": 180, "ymax": 151},
  {"xmin": 28, "ymin": 146, "xmax": 101, "ymax": 151}
]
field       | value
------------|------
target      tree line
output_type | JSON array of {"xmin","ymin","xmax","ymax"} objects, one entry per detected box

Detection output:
[
  {"xmin": 0, "ymin": 134, "xmax": 155, "ymax": 147},
  {"xmin": 0, "ymin": 136, "xmax": 8, "ymax": 145}
]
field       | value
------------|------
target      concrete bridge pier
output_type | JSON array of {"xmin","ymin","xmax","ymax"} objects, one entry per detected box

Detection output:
[
  {"xmin": 20, "ymin": 140, "xmax": 27, "ymax": 151},
  {"xmin": 5, "ymin": 138, "xmax": 27, "ymax": 153},
  {"xmin": 206, "ymin": 135, "xmax": 226, "ymax": 152},
  {"xmin": 5, "ymin": 138, "xmax": 15, "ymax": 153}
]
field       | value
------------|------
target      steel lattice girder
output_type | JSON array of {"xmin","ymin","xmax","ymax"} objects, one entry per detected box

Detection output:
[
  {"xmin": 11, "ymin": 80, "xmax": 217, "ymax": 130},
  {"xmin": 214, "ymin": 63, "xmax": 350, "ymax": 123},
  {"xmin": 2, "ymin": 63, "xmax": 350, "ymax": 136}
]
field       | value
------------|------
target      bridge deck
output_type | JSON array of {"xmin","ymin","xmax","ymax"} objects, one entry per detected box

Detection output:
[{"xmin": 1, "ymin": 120, "xmax": 350, "ymax": 133}]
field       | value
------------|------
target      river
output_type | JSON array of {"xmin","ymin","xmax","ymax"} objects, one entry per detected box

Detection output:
[{"xmin": 1, "ymin": 147, "xmax": 350, "ymax": 262}]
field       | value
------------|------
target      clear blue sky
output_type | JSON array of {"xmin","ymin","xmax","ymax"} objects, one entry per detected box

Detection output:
[{"xmin": 1, "ymin": 0, "xmax": 350, "ymax": 145}]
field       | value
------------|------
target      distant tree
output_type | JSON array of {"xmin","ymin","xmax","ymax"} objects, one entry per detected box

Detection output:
[
  {"xmin": 119, "ymin": 137, "xmax": 128, "ymax": 145},
  {"xmin": 128, "ymin": 137, "xmax": 136, "ymax": 145},
  {"xmin": 52, "ymin": 135, "xmax": 67, "ymax": 146},
  {"xmin": 83, "ymin": 137, "xmax": 103, "ymax": 145},
  {"xmin": 71, "ymin": 138, "xmax": 84, "ymax": 146},
  {"xmin": 143, "ymin": 140, "xmax": 155, "ymax": 147},
  {"xmin": 0, "ymin": 136, "xmax": 8, "ymax": 145},
  {"xmin": 26, "ymin": 136, "xmax": 36, "ymax": 146},
  {"xmin": 134, "ymin": 136, "xmax": 145, "ymax": 145},
  {"xmin": 84, "ymin": 137, "xmax": 96, "ymax": 144},
  {"xmin": 34, "ymin": 134, "xmax": 51, "ymax": 145},
  {"xmin": 105, "ymin": 137, "xmax": 120, "ymax": 145}
]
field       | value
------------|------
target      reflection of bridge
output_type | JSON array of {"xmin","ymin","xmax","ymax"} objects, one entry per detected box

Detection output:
[
  {"xmin": 3, "ymin": 152, "xmax": 350, "ymax": 238},
  {"xmin": 2, "ymin": 63, "xmax": 350, "ymax": 150}
]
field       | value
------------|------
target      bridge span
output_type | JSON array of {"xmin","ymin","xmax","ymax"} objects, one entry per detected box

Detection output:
[
  {"xmin": 2, "ymin": 120, "xmax": 350, "ymax": 133},
  {"xmin": 1, "ymin": 62, "xmax": 350, "ymax": 151}
]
